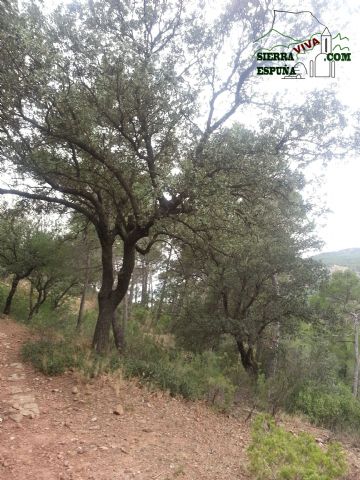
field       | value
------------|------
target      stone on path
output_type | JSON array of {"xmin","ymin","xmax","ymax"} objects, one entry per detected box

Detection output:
[{"xmin": 3, "ymin": 361, "xmax": 40, "ymax": 422}]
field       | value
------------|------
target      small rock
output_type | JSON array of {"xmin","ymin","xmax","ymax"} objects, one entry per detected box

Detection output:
[
  {"xmin": 9, "ymin": 386, "xmax": 23, "ymax": 394},
  {"xmin": 71, "ymin": 387, "xmax": 79, "ymax": 395},
  {"xmin": 99, "ymin": 446, "xmax": 109, "ymax": 451},
  {"xmin": 10, "ymin": 363, "xmax": 23, "ymax": 369},
  {"xmin": 9, "ymin": 413, "xmax": 23, "ymax": 423},
  {"xmin": 8, "ymin": 373, "xmax": 25, "ymax": 382},
  {"xmin": 91, "ymin": 417, "xmax": 97, "ymax": 422},
  {"xmin": 113, "ymin": 404, "xmax": 124, "ymax": 415}
]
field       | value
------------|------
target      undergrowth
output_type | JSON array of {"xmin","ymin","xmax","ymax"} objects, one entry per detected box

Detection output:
[{"xmin": 248, "ymin": 414, "xmax": 348, "ymax": 480}]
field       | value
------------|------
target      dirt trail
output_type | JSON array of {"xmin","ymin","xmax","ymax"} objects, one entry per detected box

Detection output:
[{"xmin": 0, "ymin": 319, "xmax": 251, "ymax": 480}]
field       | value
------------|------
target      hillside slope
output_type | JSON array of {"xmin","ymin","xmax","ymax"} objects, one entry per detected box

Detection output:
[{"xmin": 313, "ymin": 248, "xmax": 360, "ymax": 273}]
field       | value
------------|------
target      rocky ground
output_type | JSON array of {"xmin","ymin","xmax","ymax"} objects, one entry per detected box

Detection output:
[{"xmin": 0, "ymin": 318, "xmax": 359, "ymax": 480}]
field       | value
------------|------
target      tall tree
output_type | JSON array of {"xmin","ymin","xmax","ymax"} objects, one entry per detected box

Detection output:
[
  {"xmin": 0, "ymin": 0, "xmax": 347, "ymax": 353},
  {"xmin": 0, "ymin": 0, "xmax": 273, "ymax": 352},
  {"xmin": 170, "ymin": 126, "xmax": 325, "ymax": 376}
]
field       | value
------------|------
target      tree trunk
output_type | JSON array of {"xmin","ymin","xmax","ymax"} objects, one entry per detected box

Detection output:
[
  {"xmin": 128, "ymin": 275, "xmax": 134, "ymax": 319},
  {"xmin": 76, "ymin": 248, "xmax": 91, "ymax": 332},
  {"xmin": 123, "ymin": 292, "xmax": 129, "ymax": 327},
  {"xmin": 28, "ymin": 286, "xmax": 48, "ymax": 322},
  {"xmin": 235, "ymin": 337, "xmax": 259, "ymax": 377},
  {"xmin": 93, "ymin": 294, "xmax": 116, "ymax": 353},
  {"xmin": 3, "ymin": 274, "xmax": 20, "ymax": 315},
  {"xmin": 353, "ymin": 313, "xmax": 360, "ymax": 397},
  {"xmin": 92, "ymin": 239, "xmax": 135, "ymax": 354},
  {"xmin": 112, "ymin": 311, "xmax": 125, "ymax": 351}
]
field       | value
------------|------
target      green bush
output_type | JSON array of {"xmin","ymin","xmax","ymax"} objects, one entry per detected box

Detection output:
[
  {"xmin": 21, "ymin": 339, "xmax": 123, "ymax": 377},
  {"xmin": 294, "ymin": 384, "xmax": 360, "ymax": 431},
  {"xmin": 248, "ymin": 414, "xmax": 347, "ymax": 480},
  {"xmin": 21, "ymin": 340, "xmax": 83, "ymax": 375},
  {"xmin": 122, "ymin": 322, "xmax": 236, "ymax": 406}
]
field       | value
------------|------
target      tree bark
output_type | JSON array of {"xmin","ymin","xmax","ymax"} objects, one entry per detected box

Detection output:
[
  {"xmin": 3, "ymin": 274, "xmax": 20, "ymax": 315},
  {"xmin": 112, "ymin": 311, "xmax": 125, "ymax": 351},
  {"xmin": 28, "ymin": 284, "xmax": 48, "ymax": 322},
  {"xmin": 93, "ymin": 294, "xmax": 116, "ymax": 353},
  {"xmin": 123, "ymin": 292, "xmax": 129, "ymax": 327},
  {"xmin": 235, "ymin": 337, "xmax": 259, "ymax": 377},
  {"xmin": 92, "ymin": 239, "xmax": 136, "ymax": 354},
  {"xmin": 76, "ymin": 247, "xmax": 91, "ymax": 332}
]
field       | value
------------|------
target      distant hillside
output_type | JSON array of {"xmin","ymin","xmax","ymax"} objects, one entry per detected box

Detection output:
[{"xmin": 313, "ymin": 248, "xmax": 360, "ymax": 273}]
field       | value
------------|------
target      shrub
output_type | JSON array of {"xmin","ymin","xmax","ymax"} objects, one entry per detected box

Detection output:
[
  {"xmin": 21, "ymin": 340, "xmax": 83, "ymax": 375},
  {"xmin": 294, "ymin": 384, "xmax": 360, "ymax": 431},
  {"xmin": 21, "ymin": 338, "xmax": 123, "ymax": 377},
  {"xmin": 248, "ymin": 414, "xmax": 347, "ymax": 480},
  {"xmin": 122, "ymin": 322, "xmax": 236, "ymax": 406}
]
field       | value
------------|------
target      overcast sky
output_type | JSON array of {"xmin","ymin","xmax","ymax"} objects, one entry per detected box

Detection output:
[{"xmin": 258, "ymin": 0, "xmax": 360, "ymax": 253}]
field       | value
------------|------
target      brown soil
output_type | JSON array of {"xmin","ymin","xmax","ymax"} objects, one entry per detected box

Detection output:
[{"xmin": 0, "ymin": 318, "xmax": 359, "ymax": 480}]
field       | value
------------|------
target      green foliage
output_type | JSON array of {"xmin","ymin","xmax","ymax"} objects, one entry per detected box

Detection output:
[
  {"xmin": 248, "ymin": 414, "xmax": 347, "ymax": 480},
  {"xmin": 0, "ymin": 281, "xmax": 28, "ymax": 320},
  {"xmin": 21, "ymin": 338, "xmax": 123, "ymax": 377},
  {"xmin": 131, "ymin": 305, "xmax": 150, "ymax": 324},
  {"xmin": 294, "ymin": 384, "xmax": 360, "ymax": 431},
  {"xmin": 122, "ymin": 321, "xmax": 236, "ymax": 406},
  {"xmin": 153, "ymin": 313, "xmax": 172, "ymax": 334},
  {"xmin": 21, "ymin": 340, "xmax": 83, "ymax": 375}
]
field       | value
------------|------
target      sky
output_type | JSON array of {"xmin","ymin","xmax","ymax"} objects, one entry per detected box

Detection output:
[
  {"xmin": 18, "ymin": 0, "xmax": 360, "ymax": 253},
  {"xmin": 239, "ymin": 0, "xmax": 360, "ymax": 253},
  {"xmin": 262, "ymin": 0, "xmax": 360, "ymax": 251},
  {"xmin": 296, "ymin": 0, "xmax": 360, "ymax": 253}
]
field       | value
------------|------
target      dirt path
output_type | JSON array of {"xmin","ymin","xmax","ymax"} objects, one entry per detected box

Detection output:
[{"xmin": 0, "ymin": 319, "xmax": 251, "ymax": 480}]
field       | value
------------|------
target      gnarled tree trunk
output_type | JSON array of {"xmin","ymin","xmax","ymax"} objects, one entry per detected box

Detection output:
[
  {"xmin": 235, "ymin": 337, "xmax": 259, "ymax": 377},
  {"xmin": 3, "ymin": 274, "xmax": 20, "ymax": 315},
  {"xmin": 92, "ymin": 239, "xmax": 135, "ymax": 354}
]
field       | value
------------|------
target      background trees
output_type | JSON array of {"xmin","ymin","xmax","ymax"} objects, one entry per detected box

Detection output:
[
  {"xmin": 0, "ymin": 204, "xmax": 52, "ymax": 315},
  {"xmin": 313, "ymin": 271, "xmax": 360, "ymax": 397}
]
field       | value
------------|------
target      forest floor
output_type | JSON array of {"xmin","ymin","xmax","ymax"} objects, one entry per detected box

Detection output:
[{"xmin": 0, "ymin": 318, "xmax": 359, "ymax": 480}]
